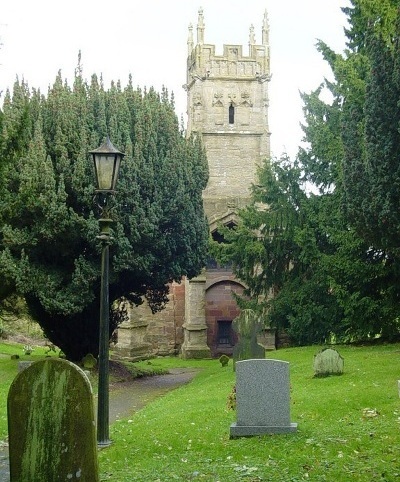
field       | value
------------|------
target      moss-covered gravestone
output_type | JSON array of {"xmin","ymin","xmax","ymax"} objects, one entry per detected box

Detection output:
[
  {"xmin": 232, "ymin": 309, "xmax": 265, "ymax": 368},
  {"xmin": 313, "ymin": 348, "xmax": 344, "ymax": 377},
  {"xmin": 7, "ymin": 358, "xmax": 99, "ymax": 481}
]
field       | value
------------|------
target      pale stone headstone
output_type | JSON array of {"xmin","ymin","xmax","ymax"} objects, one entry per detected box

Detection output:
[
  {"xmin": 230, "ymin": 359, "xmax": 297, "ymax": 437},
  {"xmin": 8, "ymin": 358, "xmax": 99, "ymax": 481},
  {"xmin": 313, "ymin": 348, "xmax": 344, "ymax": 377},
  {"xmin": 232, "ymin": 309, "xmax": 265, "ymax": 368},
  {"xmin": 17, "ymin": 360, "xmax": 33, "ymax": 372}
]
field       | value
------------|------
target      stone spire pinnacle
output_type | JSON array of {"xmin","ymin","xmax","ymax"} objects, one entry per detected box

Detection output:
[
  {"xmin": 249, "ymin": 24, "xmax": 256, "ymax": 46},
  {"xmin": 188, "ymin": 23, "xmax": 194, "ymax": 54},
  {"xmin": 197, "ymin": 7, "xmax": 205, "ymax": 44},
  {"xmin": 262, "ymin": 9, "xmax": 269, "ymax": 45}
]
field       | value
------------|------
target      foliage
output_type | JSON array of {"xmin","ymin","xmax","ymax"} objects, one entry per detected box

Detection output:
[
  {"xmin": 212, "ymin": 152, "xmax": 400, "ymax": 344},
  {"xmin": 211, "ymin": 0, "xmax": 400, "ymax": 345},
  {"xmin": 0, "ymin": 66, "xmax": 209, "ymax": 360},
  {"xmin": 341, "ymin": 0, "xmax": 400, "ymax": 251},
  {"xmin": 226, "ymin": 384, "xmax": 236, "ymax": 410}
]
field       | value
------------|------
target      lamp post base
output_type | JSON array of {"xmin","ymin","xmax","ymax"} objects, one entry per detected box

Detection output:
[{"xmin": 97, "ymin": 440, "xmax": 112, "ymax": 449}]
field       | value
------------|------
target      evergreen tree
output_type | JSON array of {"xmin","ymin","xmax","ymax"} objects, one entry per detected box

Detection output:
[
  {"xmin": 0, "ymin": 70, "xmax": 209, "ymax": 360},
  {"xmin": 341, "ymin": 0, "xmax": 400, "ymax": 251},
  {"xmin": 211, "ymin": 0, "xmax": 400, "ymax": 343}
]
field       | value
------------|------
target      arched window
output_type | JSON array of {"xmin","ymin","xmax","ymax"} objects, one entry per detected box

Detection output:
[{"xmin": 229, "ymin": 103, "xmax": 235, "ymax": 124}]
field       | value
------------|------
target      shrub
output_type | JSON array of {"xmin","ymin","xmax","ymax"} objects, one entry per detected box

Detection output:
[{"xmin": 219, "ymin": 354, "xmax": 230, "ymax": 367}]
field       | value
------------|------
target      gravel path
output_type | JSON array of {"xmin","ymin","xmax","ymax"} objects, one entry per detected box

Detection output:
[
  {"xmin": 0, "ymin": 445, "xmax": 8, "ymax": 482},
  {"xmin": 0, "ymin": 367, "xmax": 198, "ymax": 481}
]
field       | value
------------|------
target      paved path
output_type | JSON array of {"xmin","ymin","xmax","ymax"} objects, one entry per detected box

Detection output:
[
  {"xmin": 0, "ymin": 443, "xmax": 8, "ymax": 482},
  {"xmin": 0, "ymin": 367, "xmax": 198, "ymax": 482}
]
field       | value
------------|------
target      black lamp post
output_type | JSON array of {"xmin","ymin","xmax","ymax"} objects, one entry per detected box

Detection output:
[{"xmin": 89, "ymin": 137, "xmax": 124, "ymax": 447}]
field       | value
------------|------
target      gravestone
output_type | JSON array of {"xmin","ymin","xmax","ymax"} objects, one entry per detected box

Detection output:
[
  {"xmin": 313, "ymin": 348, "xmax": 344, "ymax": 377},
  {"xmin": 230, "ymin": 359, "xmax": 297, "ymax": 438},
  {"xmin": 82, "ymin": 353, "xmax": 97, "ymax": 369},
  {"xmin": 17, "ymin": 360, "xmax": 33, "ymax": 372},
  {"xmin": 8, "ymin": 358, "xmax": 99, "ymax": 481},
  {"xmin": 232, "ymin": 309, "xmax": 265, "ymax": 368}
]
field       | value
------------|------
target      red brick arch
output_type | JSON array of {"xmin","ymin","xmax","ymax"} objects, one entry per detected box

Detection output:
[{"xmin": 205, "ymin": 279, "xmax": 245, "ymax": 356}]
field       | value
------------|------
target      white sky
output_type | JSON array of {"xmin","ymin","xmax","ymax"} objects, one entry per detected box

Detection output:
[{"xmin": 1, "ymin": 0, "xmax": 350, "ymax": 159}]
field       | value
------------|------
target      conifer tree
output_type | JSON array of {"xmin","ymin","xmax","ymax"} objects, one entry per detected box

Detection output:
[
  {"xmin": 0, "ymin": 70, "xmax": 209, "ymax": 360},
  {"xmin": 342, "ymin": 5, "xmax": 400, "ymax": 250},
  {"xmin": 212, "ymin": 0, "xmax": 400, "ymax": 344}
]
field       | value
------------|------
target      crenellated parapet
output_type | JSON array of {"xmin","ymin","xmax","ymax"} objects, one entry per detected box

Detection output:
[
  {"xmin": 185, "ymin": 9, "xmax": 271, "ymax": 140},
  {"xmin": 185, "ymin": 9, "xmax": 270, "ymax": 88}
]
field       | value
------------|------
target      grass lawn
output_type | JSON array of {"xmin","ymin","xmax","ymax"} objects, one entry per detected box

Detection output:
[
  {"xmin": 0, "ymin": 341, "xmax": 59, "ymax": 441},
  {"xmin": 1, "ymin": 342, "xmax": 400, "ymax": 481},
  {"xmin": 100, "ymin": 344, "xmax": 400, "ymax": 481}
]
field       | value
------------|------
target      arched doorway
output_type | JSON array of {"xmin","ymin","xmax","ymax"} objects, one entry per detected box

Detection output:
[{"xmin": 205, "ymin": 279, "xmax": 245, "ymax": 357}]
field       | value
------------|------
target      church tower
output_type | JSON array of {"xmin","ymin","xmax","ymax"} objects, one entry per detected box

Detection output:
[
  {"xmin": 181, "ymin": 9, "xmax": 272, "ymax": 358},
  {"xmin": 185, "ymin": 8, "xmax": 270, "ymax": 230}
]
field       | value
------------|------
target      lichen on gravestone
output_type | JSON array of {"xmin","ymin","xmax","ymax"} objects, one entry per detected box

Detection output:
[
  {"xmin": 7, "ymin": 358, "xmax": 99, "ymax": 481},
  {"xmin": 313, "ymin": 347, "xmax": 344, "ymax": 377}
]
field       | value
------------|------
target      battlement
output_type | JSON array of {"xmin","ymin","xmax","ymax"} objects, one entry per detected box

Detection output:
[
  {"xmin": 186, "ymin": 8, "xmax": 270, "ymax": 89},
  {"xmin": 187, "ymin": 43, "xmax": 269, "ymax": 85}
]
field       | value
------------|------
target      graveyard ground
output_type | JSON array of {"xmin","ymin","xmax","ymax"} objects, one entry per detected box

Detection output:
[{"xmin": 1, "ymin": 342, "xmax": 400, "ymax": 481}]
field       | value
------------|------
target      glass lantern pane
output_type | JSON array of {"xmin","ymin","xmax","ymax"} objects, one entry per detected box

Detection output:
[
  {"xmin": 113, "ymin": 156, "xmax": 121, "ymax": 190},
  {"xmin": 95, "ymin": 154, "xmax": 115, "ymax": 190}
]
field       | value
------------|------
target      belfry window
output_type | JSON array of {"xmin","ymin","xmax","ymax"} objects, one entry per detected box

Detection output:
[{"xmin": 229, "ymin": 103, "xmax": 235, "ymax": 124}]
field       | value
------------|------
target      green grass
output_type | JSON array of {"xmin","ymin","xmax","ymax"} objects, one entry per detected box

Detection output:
[
  {"xmin": 100, "ymin": 345, "xmax": 400, "ymax": 481},
  {"xmin": 0, "ymin": 341, "xmax": 60, "ymax": 440},
  {"xmin": 1, "ymin": 343, "xmax": 400, "ymax": 481}
]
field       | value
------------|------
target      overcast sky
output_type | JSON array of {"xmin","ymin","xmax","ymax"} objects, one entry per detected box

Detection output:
[{"xmin": 1, "ymin": 0, "xmax": 350, "ymax": 159}]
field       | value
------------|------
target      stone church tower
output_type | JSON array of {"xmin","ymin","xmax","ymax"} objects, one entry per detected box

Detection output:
[
  {"xmin": 115, "ymin": 9, "xmax": 271, "ymax": 360},
  {"xmin": 180, "ymin": 8, "xmax": 271, "ymax": 358}
]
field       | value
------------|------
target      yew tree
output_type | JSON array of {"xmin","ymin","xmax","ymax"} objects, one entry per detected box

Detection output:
[{"xmin": 0, "ymin": 69, "xmax": 209, "ymax": 360}]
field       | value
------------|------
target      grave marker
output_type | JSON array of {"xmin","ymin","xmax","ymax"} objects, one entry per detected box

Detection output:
[
  {"xmin": 230, "ymin": 359, "xmax": 297, "ymax": 437},
  {"xmin": 313, "ymin": 348, "xmax": 344, "ymax": 377},
  {"xmin": 232, "ymin": 309, "xmax": 265, "ymax": 368},
  {"xmin": 8, "ymin": 358, "xmax": 99, "ymax": 481}
]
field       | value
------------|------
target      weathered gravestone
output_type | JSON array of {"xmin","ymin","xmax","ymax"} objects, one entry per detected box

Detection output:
[
  {"xmin": 230, "ymin": 359, "xmax": 297, "ymax": 438},
  {"xmin": 313, "ymin": 348, "xmax": 344, "ymax": 377},
  {"xmin": 232, "ymin": 309, "xmax": 265, "ymax": 369},
  {"xmin": 8, "ymin": 358, "xmax": 99, "ymax": 482},
  {"xmin": 17, "ymin": 360, "xmax": 33, "ymax": 372}
]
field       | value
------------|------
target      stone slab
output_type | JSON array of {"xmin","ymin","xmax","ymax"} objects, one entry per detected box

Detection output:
[
  {"xmin": 232, "ymin": 310, "xmax": 265, "ymax": 368},
  {"xmin": 8, "ymin": 358, "xmax": 99, "ymax": 481},
  {"xmin": 230, "ymin": 422, "xmax": 298, "ymax": 437},
  {"xmin": 230, "ymin": 359, "xmax": 297, "ymax": 438},
  {"xmin": 313, "ymin": 348, "xmax": 344, "ymax": 377}
]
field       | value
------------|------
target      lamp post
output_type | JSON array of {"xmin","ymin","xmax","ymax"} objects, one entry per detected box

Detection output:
[{"xmin": 89, "ymin": 137, "xmax": 124, "ymax": 447}]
